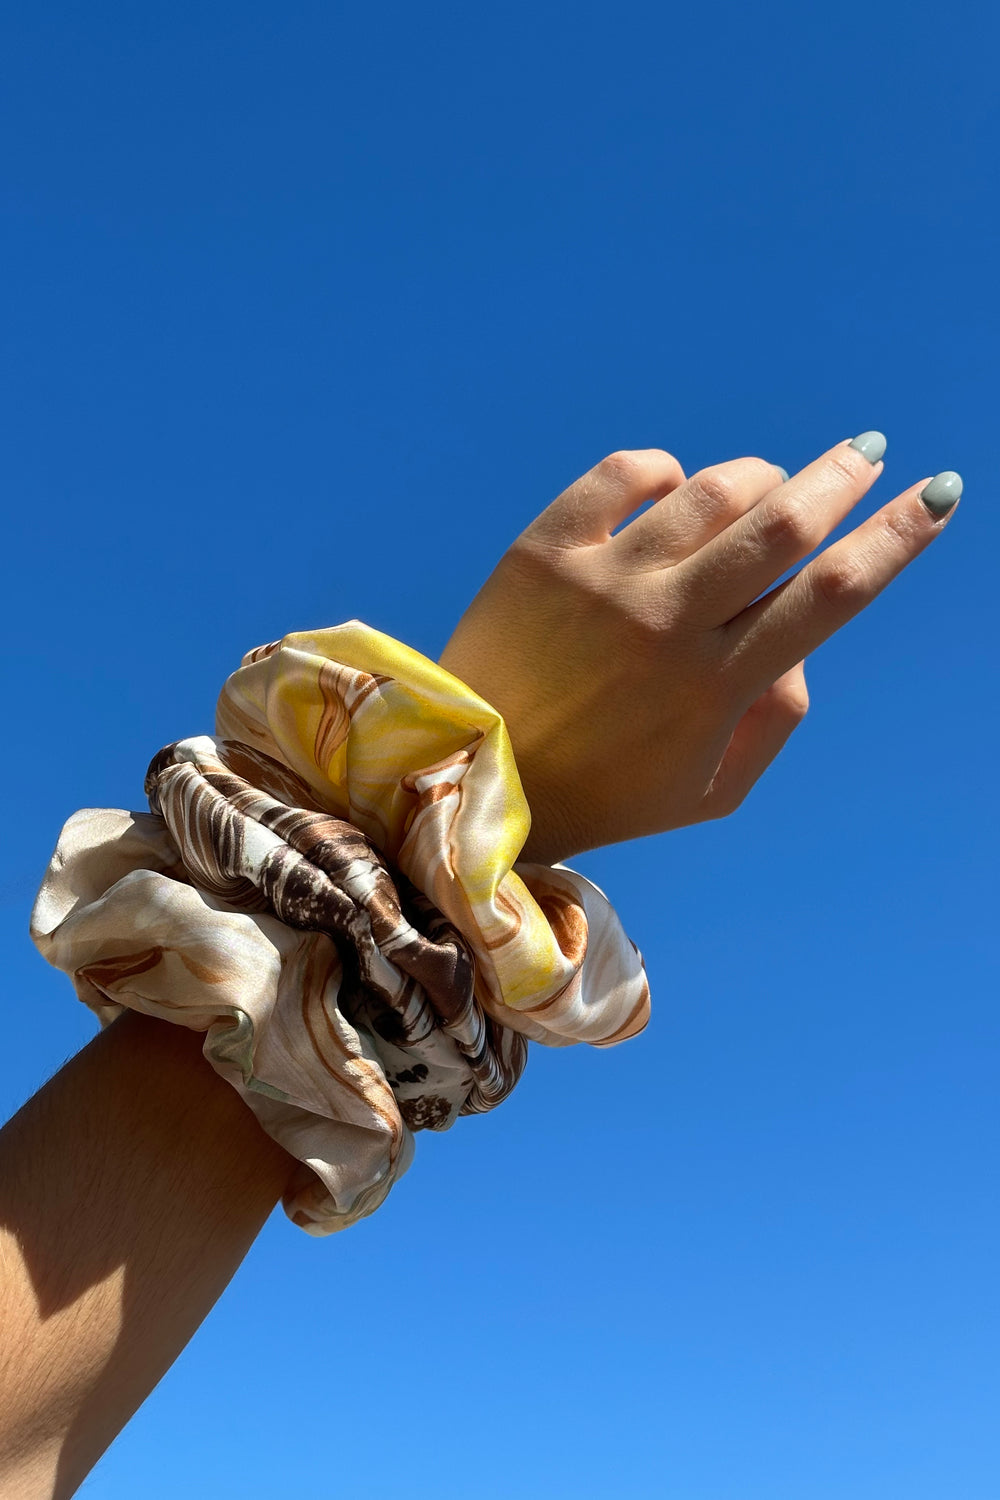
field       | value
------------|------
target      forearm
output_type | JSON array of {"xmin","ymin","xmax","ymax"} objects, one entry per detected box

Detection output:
[{"xmin": 0, "ymin": 1010, "xmax": 294, "ymax": 1499}]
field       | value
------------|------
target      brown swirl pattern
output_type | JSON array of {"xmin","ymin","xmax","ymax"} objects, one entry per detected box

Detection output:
[
  {"xmin": 145, "ymin": 736, "xmax": 527, "ymax": 1124},
  {"xmin": 30, "ymin": 623, "xmax": 652, "ymax": 1235}
]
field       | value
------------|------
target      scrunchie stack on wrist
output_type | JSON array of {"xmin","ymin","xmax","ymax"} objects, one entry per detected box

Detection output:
[{"xmin": 30, "ymin": 622, "xmax": 650, "ymax": 1235}]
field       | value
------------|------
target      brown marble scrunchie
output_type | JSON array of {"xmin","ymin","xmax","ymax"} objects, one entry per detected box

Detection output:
[
  {"xmin": 31, "ymin": 623, "xmax": 651, "ymax": 1234},
  {"xmin": 145, "ymin": 735, "xmax": 527, "ymax": 1129}
]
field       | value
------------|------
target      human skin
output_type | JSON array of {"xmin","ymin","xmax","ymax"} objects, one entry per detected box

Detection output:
[
  {"xmin": 0, "ymin": 438, "xmax": 957, "ymax": 1496},
  {"xmin": 440, "ymin": 437, "xmax": 957, "ymax": 865},
  {"xmin": 0, "ymin": 1012, "xmax": 294, "ymax": 1499}
]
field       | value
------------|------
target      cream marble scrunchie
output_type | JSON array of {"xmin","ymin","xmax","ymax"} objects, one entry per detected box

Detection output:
[{"xmin": 30, "ymin": 622, "xmax": 650, "ymax": 1234}]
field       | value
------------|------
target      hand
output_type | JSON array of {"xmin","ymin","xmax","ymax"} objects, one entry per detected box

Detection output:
[{"xmin": 439, "ymin": 437, "xmax": 959, "ymax": 865}]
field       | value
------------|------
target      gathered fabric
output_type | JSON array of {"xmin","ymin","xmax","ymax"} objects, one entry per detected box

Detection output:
[{"xmin": 30, "ymin": 622, "xmax": 650, "ymax": 1234}]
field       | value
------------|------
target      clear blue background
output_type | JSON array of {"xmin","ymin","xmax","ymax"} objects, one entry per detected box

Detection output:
[{"xmin": 1, "ymin": 2, "xmax": 997, "ymax": 1495}]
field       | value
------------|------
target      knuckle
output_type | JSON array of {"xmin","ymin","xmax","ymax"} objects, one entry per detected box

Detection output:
[
  {"xmin": 597, "ymin": 449, "xmax": 642, "ymax": 486},
  {"xmin": 646, "ymin": 446, "xmax": 686, "ymax": 486},
  {"xmin": 779, "ymin": 681, "xmax": 810, "ymax": 719},
  {"xmin": 827, "ymin": 450, "xmax": 865, "ymax": 488},
  {"xmin": 877, "ymin": 506, "xmax": 921, "ymax": 547},
  {"xmin": 751, "ymin": 499, "xmax": 813, "ymax": 552},
  {"xmin": 709, "ymin": 783, "xmax": 746, "ymax": 819},
  {"xmin": 814, "ymin": 556, "xmax": 869, "ymax": 609},
  {"xmin": 688, "ymin": 468, "xmax": 741, "ymax": 513},
  {"xmin": 507, "ymin": 531, "xmax": 571, "ymax": 582},
  {"xmin": 742, "ymin": 455, "xmax": 782, "ymax": 484},
  {"xmin": 728, "ymin": 784, "xmax": 751, "ymax": 813}
]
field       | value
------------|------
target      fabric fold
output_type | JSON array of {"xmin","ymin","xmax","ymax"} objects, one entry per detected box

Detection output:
[
  {"xmin": 215, "ymin": 623, "xmax": 651, "ymax": 1045},
  {"xmin": 30, "ymin": 623, "xmax": 651, "ymax": 1235}
]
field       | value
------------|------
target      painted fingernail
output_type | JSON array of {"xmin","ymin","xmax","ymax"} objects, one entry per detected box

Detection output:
[
  {"xmin": 776, "ymin": 466, "xmax": 790, "ymax": 483},
  {"xmin": 919, "ymin": 471, "xmax": 963, "ymax": 518},
  {"xmin": 849, "ymin": 430, "xmax": 887, "ymax": 464}
]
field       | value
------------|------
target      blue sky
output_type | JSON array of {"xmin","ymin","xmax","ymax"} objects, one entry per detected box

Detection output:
[{"xmin": 1, "ymin": 1, "xmax": 997, "ymax": 1495}]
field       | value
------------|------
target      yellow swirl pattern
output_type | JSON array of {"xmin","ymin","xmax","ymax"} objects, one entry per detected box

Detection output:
[
  {"xmin": 31, "ymin": 623, "xmax": 650, "ymax": 1234},
  {"xmin": 217, "ymin": 622, "xmax": 650, "ymax": 1045}
]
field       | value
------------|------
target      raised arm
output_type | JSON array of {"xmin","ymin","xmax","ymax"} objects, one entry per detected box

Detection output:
[
  {"xmin": 0, "ymin": 1012, "xmax": 293, "ymax": 1499},
  {"xmin": 0, "ymin": 434, "xmax": 958, "ymax": 1496}
]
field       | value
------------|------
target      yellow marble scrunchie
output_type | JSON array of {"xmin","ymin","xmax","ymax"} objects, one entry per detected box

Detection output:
[{"xmin": 31, "ymin": 622, "xmax": 650, "ymax": 1233}]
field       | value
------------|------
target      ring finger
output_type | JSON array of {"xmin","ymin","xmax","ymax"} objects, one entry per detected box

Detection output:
[{"xmin": 611, "ymin": 456, "xmax": 787, "ymax": 569}]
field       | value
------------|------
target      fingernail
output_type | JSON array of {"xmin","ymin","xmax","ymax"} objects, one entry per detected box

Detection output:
[
  {"xmin": 775, "ymin": 466, "xmax": 790, "ymax": 483},
  {"xmin": 849, "ymin": 431, "xmax": 887, "ymax": 464},
  {"xmin": 919, "ymin": 471, "xmax": 963, "ymax": 518}
]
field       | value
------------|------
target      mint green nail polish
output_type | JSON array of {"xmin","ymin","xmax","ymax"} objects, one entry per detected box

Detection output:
[
  {"xmin": 776, "ymin": 466, "xmax": 790, "ymax": 483},
  {"xmin": 920, "ymin": 471, "xmax": 962, "ymax": 517},
  {"xmin": 849, "ymin": 431, "xmax": 887, "ymax": 464}
]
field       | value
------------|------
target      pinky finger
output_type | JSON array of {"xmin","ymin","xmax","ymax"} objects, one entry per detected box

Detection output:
[{"xmin": 700, "ymin": 661, "xmax": 809, "ymax": 819}]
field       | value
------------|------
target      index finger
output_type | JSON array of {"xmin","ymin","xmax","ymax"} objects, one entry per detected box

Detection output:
[
  {"xmin": 525, "ymin": 448, "xmax": 687, "ymax": 549},
  {"xmin": 664, "ymin": 435, "xmax": 885, "ymax": 623}
]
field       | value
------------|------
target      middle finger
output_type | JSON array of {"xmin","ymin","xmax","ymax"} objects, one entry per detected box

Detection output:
[
  {"xmin": 661, "ymin": 433, "xmax": 887, "ymax": 625},
  {"xmin": 610, "ymin": 456, "xmax": 787, "ymax": 568}
]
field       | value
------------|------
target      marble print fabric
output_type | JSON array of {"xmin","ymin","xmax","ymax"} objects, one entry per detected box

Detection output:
[{"xmin": 30, "ymin": 622, "xmax": 651, "ymax": 1234}]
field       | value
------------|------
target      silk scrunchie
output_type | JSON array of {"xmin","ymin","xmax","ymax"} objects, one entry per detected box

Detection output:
[{"xmin": 30, "ymin": 622, "xmax": 650, "ymax": 1234}]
